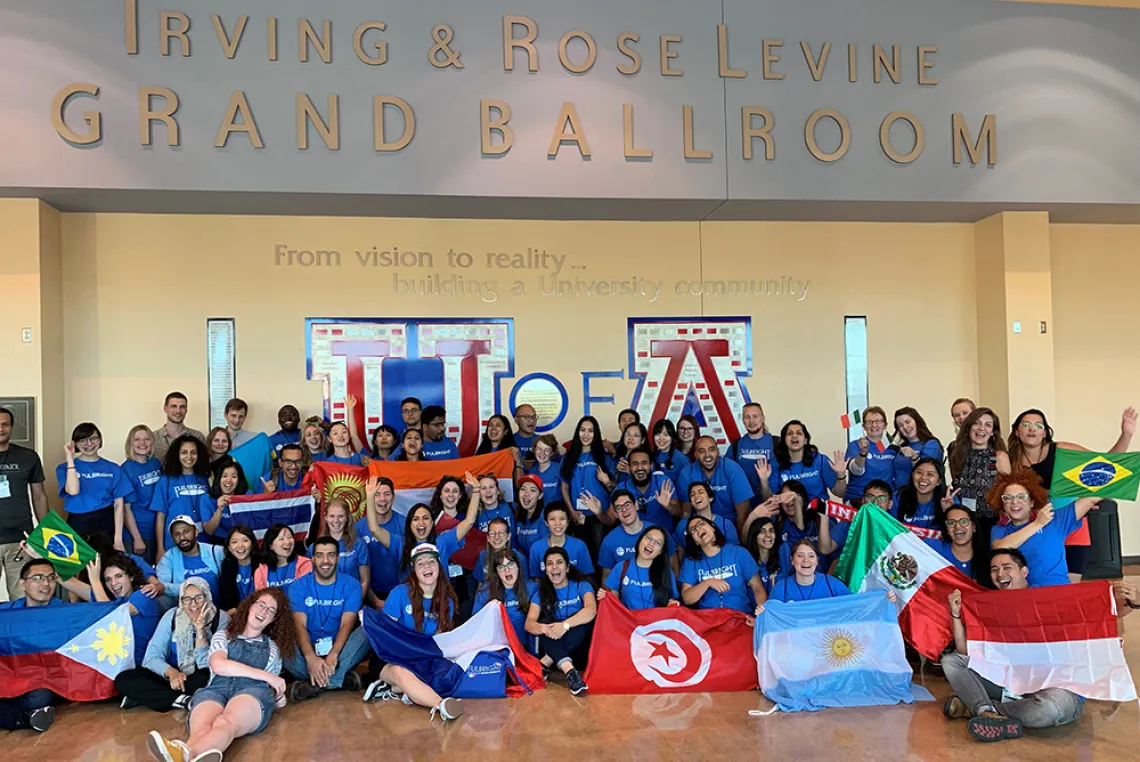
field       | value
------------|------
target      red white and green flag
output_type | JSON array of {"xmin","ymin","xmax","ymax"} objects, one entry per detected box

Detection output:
[
  {"xmin": 839, "ymin": 410, "xmax": 861, "ymax": 429},
  {"xmin": 834, "ymin": 506, "xmax": 984, "ymax": 659}
]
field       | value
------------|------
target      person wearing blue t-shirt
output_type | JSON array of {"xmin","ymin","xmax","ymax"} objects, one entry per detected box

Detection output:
[
  {"xmin": 421, "ymin": 406, "xmax": 461, "ymax": 461},
  {"xmin": 392, "ymin": 429, "xmax": 430, "ymax": 463},
  {"xmin": 197, "ymin": 460, "xmax": 251, "ymax": 543},
  {"xmin": 528, "ymin": 435, "xmax": 563, "ymax": 506},
  {"xmin": 121, "ymin": 425, "xmax": 164, "ymax": 563},
  {"xmin": 677, "ymin": 436, "xmax": 754, "ymax": 527},
  {"xmin": 57, "ymin": 422, "xmax": 134, "ymax": 547},
  {"xmin": 679, "ymin": 516, "xmax": 766, "ymax": 616},
  {"xmin": 513, "ymin": 404, "xmax": 539, "ymax": 467},
  {"xmin": 933, "ymin": 506, "xmax": 984, "ymax": 582},
  {"xmin": 891, "ymin": 407, "xmax": 944, "ymax": 492},
  {"xmin": 318, "ymin": 498, "xmax": 370, "ymax": 598},
  {"xmin": 512, "ymin": 474, "xmax": 550, "ymax": 557},
  {"xmin": 675, "ymin": 482, "xmax": 741, "ymax": 552},
  {"xmin": 597, "ymin": 490, "xmax": 675, "ymax": 577},
  {"xmin": 727, "ymin": 403, "xmax": 779, "ymax": 504},
  {"xmin": 528, "ymin": 503, "xmax": 594, "ymax": 579},
  {"xmin": 989, "ymin": 472, "xmax": 1100, "ymax": 588},
  {"xmin": 475, "ymin": 414, "xmax": 523, "ymax": 474},
  {"xmin": 474, "ymin": 517, "xmax": 529, "ymax": 584},
  {"xmin": 896, "ymin": 458, "xmax": 951, "ymax": 532},
  {"xmin": 285, "ymin": 537, "xmax": 369, "ymax": 700},
  {"xmin": 743, "ymin": 517, "xmax": 782, "ymax": 593},
  {"xmin": 763, "ymin": 421, "xmax": 849, "ymax": 505},
  {"xmin": 943, "ymin": 548, "xmax": 1091, "ymax": 742},
  {"xmin": 0, "ymin": 560, "xmax": 62, "ymax": 731},
  {"xmin": 844, "ymin": 406, "xmax": 896, "ymax": 500},
  {"xmin": 365, "ymin": 542, "xmax": 465, "ymax": 720},
  {"xmin": 525, "ymin": 546, "xmax": 597, "ymax": 696},
  {"xmin": 601, "ymin": 525, "xmax": 679, "ymax": 610},
  {"xmin": 650, "ymin": 420, "xmax": 686, "ymax": 485},
  {"xmin": 150, "ymin": 435, "xmax": 212, "ymax": 556},
  {"xmin": 473, "ymin": 547, "xmax": 539, "ymax": 651},
  {"xmin": 559, "ymin": 416, "xmax": 615, "ymax": 559},
  {"xmin": 323, "ymin": 422, "xmax": 365, "ymax": 466},
  {"xmin": 217, "ymin": 526, "xmax": 260, "ymax": 613},
  {"xmin": 766, "ymin": 540, "xmax": 852, "ymax": 603},
  {"xmin": 259, "ymin": 444, "xmax": 307, "ymax": 493},
  {"xmin": 356, "ymin": 477, "xmax": 407, "ymax": 606},
  {"xmin": 268, "ymin": 405, "xmax": 301, "ymax": 460},
  {"xmin": 157, "ymin": 516, "xmax": 225, "ymax": 603},
  {"xmin": 617, "ymin": 448, "xmax": 678, "ymax": 530},
  {"xmin": 473, "ymin": 473, "xmax": 514, "ymax": 534}
]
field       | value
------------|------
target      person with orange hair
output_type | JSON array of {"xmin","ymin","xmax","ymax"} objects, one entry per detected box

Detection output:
[{"xmin": 987, "ymin": 470, "xmax": 1100, "ymax": 588}]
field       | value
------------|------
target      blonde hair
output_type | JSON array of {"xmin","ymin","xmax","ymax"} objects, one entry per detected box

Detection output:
[{"xmin": 123, "ymin": 424, "xmax": 154, "ymax": 459}]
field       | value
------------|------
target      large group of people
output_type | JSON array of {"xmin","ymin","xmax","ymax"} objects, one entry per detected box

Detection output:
[{"xmin": 0, "ymin": 392, "xmax": 1137, "ymax": 757}]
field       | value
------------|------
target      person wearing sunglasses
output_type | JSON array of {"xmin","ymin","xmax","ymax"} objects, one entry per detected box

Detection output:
[
  {"xmin": 988, "ymin": 470, "xmax": 1100, "ymax": 588},
  {"xmin": 0, "ymin": 560, "xmax": 63, "ymax": 732}
]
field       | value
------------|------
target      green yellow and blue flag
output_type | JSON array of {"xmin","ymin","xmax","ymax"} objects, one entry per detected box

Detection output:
[
  {"xmin": 25, "ymin": 511, "xmax": 96, "ymax": 580},
  {"xmin": 1050, "ymin": 449, "xmax": 1140, "ymax": 501}
]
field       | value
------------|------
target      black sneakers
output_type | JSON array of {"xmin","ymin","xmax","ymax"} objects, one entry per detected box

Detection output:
[
  {"xmin": 28, "ymin": 706, "xmax": 54, "ymax": 732},
  {"xmin": 566, "ymin": 669, "xmax": 588, "ymax": 696},
  {"xmin": 289, "ymin": 681, "xmax": 321, "ymax": 703},
  {"xmin": 342, "ymin": 670, "xmax": 363, "ymax": 692}
]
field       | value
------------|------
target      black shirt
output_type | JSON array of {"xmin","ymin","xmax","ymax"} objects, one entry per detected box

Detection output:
[{"xmin": 0, "ymin": 444, "xmax": 46, "ymax": 543}]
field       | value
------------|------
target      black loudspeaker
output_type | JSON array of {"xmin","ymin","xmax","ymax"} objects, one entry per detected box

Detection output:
[{"xmin": 1082, "ymin": 500, "xmax": 1122, "ymax": 581}]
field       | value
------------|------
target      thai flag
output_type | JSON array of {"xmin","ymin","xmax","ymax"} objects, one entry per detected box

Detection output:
[
  {"xmin": 361, "ymin": 601, "xmax": 544, "ymax": 699},
  {"xmin": 228, "ymin": 488, "xmax": 315, "ymax": 543}
]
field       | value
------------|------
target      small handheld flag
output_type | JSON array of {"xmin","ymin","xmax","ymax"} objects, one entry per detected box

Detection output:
[
  {"xmin": 1050, "ymin": 449, "xmax": 1140, "ymax": 501},
  {"xmin": 25, "ymin": 511, "xmax": 96, "ymax": 580},
  {"xmin": 840, "ymin": 410, "xmax": 861, "ymax": 430}
]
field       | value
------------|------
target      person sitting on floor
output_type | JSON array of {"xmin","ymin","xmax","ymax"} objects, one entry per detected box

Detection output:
[{"xmin": 0, "ymin": 559, "xmax": 63, "ymax": 733}]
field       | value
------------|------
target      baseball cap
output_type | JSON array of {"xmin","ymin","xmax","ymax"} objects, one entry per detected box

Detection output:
[
  {"xmin": 409, "ymin": 543, "xmax": 440, "ymax": 566},
  {"xmin": 168, "ymin": 515, "xmax": 198, "ymax": 531},
  {"xmin": 516, "ymin": 474, "xmax": 543, "ymax": 493}
]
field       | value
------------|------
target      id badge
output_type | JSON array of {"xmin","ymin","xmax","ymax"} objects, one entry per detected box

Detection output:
[
  {"xmin": 576, "ymin": 497, "xmax": 589, "ymax": 514},
  {"xmin": 315, "ymin": 637, "xmax": 333, "ymax": 656},
  {"xmin": 0, "ymin": 475, "xmax": 9, "ymax": 500},
  {"xmin": 961, "ymin": 497, "xmax": 977, "ymax": 510},
  {"xmin": 448, "ymin": 563, "xmax": 463, "ymax": 578}
]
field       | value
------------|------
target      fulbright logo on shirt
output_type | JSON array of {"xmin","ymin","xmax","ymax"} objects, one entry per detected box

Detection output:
[{"xmin": 305, "ymin": 597, "xmax": 345, "ymax": 608}]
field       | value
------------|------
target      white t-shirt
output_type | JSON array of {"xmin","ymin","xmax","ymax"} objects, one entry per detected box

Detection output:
[{"xmin": 209, "ymin": 630, "xmax": 282, "ymax": 676}]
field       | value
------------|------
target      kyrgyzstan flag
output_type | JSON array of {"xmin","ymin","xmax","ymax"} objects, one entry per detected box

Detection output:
[
  {"xmin": 583, "ymin": 596, "xmax": 758, "ymax": 694},
  {"xmin": 962, "ymin": 580, "xmax": 1136, "ymax": 701}
]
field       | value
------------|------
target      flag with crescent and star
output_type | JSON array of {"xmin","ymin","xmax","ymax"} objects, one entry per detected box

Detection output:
[{"xmin": 583, "ymin": 596, "xmax": 757, "ymax": 694}]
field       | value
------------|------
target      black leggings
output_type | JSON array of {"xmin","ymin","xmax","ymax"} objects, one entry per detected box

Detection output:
[
  {"xmin": 114, "ymin": 667, "xmax": 210, "ymax": 712},
  {"xmin": 67, "ymin": 507, "xmax": 115, "ymax": 538},
  {"xmin": 570, "ymin": 517, "xmax": 605, "ymax": 579},
  {"xmin": 539, "ymin": 622, "xmax": 594, "ymax": 670}
]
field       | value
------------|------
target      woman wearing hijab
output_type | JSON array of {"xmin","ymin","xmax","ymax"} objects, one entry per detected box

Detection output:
[{"xmin": 115, "ymin": 577, "xmax": 230, "ymax": 712}]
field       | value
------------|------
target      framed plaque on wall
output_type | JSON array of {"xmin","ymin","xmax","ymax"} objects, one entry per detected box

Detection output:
[{"xmin": 0, "ymin": 396, "xmax": 35, "ymax": 448}]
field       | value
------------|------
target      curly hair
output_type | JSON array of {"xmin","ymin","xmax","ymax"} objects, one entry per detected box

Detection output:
[
  {"xmin": 985, "ymin": 468, "xmax": 1049, "ymax": 518},
  {"xmin": 226, "ymin": 587, "xmax": 298, "ymax": 659}
]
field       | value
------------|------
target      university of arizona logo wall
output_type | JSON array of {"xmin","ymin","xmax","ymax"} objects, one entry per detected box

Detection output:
[
  {"xmin": 627, "ymin": 318, "xmax": 753, "ymax": 446},
  {"xmin": 306, "ymin": 318, "xmax": 514, "ymax": 456}
]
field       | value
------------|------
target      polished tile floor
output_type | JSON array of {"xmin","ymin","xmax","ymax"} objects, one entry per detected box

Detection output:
[{"xmin": 8, "ymin": 598, "xmax": 1140, "ymax": 762}]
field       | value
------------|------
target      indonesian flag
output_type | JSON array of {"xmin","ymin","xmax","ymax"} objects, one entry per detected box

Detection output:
[
  {"xmin": 583, "ymin": 596, "xmax": 758, "ymax": 694},
  {"xmin": 834, "ymin": 506, "xmax": 984, "ymax": 659},
  {"xmin": 962, "ymin": 581, "xmax": 1136, "ymax": 701},
  {"xmin": 228, "ymin": 488, "xmax": 315, "ymax": 543},
  {"xmin": 817, "ymin": 500, "xmax": 942, "ymax": 542}
]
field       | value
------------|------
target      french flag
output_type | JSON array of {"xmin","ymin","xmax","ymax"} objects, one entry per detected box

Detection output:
[
  {"xmin": 228, "ymin": 488, "xmax": 315, "ymax": 543},
  {"xmin": 962, "ymin": 581, "xmax": 1136, "ymax": 701}
]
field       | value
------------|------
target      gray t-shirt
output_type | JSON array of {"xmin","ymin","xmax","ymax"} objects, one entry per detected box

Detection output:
[{"xmin": 0, "ymin": 444, "xmax": 45, "ymax": 543}]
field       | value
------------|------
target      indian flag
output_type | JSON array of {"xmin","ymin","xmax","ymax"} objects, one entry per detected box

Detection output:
[{"xmin": 834, "ymin": 506, "xmax": 984, "ymax": 659}]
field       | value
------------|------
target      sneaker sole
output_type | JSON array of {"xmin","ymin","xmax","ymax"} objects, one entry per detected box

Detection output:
[
  {"xmin": 942, "ymin": 697, "xmax": 968, "ymax": 721},
  {"xmin": 147, "ymin": 731, "xmax": 176, "ymax": 762},
  {"xmin": 190, "ymin": 751, "xmax": 223, "ymax": 762},
  {"xmin": 29, "ymin": 707, "xmax": 54, "ymax": 732},
  {"xmin": 441, "ymin": 699, "xmax": 466, "ymax": 721},
  {"xmin": 968, "ymin": 716, "xmax": 1022, "ymax": 742},
  {"xmin": 362, "ymin": 681, "xmax": 388, "ymax": 702},
  {"xmin": 570, "ymin": 685, "xmax": 588, "ymax": 696}
]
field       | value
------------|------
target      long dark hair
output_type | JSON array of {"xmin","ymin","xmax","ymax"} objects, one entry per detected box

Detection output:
[
  {"xmin": 476, "ymin": 414, "xmax": 517, "ymax": 455},
  {"xmin": 683, "ymin": 515, "xmax": 726, "ymax": 560},
  {"xmin": 399, "ymin": 504, "xmax": 438, "ymax": 573},
  {"xmin": 429, "ymin": 476, "xmax": 468, "ymax": 519},
  {"xmin": 776, "ymin": 480, "xmax": 818, "ymax": 536},
  {"xmin": 259, "ymin": 524, "xmax": 301, "ymax": 567},
  {"xmin": 1007, "ymin": 408, "xmax": 1056, "ymax": 468},
  {"xmin": 370, "ymin": 424, "xmax": 400, "ymax": 458},
  {"xmin": 677, "ymin": 414, "xmax": 701, "ymax": 458},
  {"xmin": 405, "ymin": 561, "xmax": 458, "ymax": 633},
  {"xmin": 948, "ymin": 407, "xmax": 1008, "ymax": 478},
  {"xmin": 394, "ymin": 428, "xmax": 425, "ymax": 462},
  {"xmin": 226, "ymin": 587, "xmax": 298, "ymax": 658},
  {"xmin": 219, "ymin": 525, "xmax": 261, "ymax": 611},
  {"xmin": 651, "ymin": 419, "xmax": 680, "ymax": 471},
  {"xmin": 892, "ymin": 406, "xmax": 940, "ymax": 448},
  {"xmin": 484, "ymin": 547, "xmax": 532, "ymax": 616},
  {"xmin": 615, "ymin": 422, "xmax": 649, "ymax": 460},
  {"xmin": 745, "ymin": 517, "xmax": 782, "ymax": 578},
  {"xmin": 560, "ymin": 415, "xmax": 610, "ymax": 482},
  {"xmin": 513, "ymin": 480, "xmax": 545, "ymax": 525},
  {"xmin": 896, "ymin": 457, "xmax": 948, "ymax": 523},
  {"xmin": 939, "ymin": 507, "xmax": 990, "ymax": 587},
  {"xmin": 208, "ymin": 460, "xmax": 250, "ymax": 499},
  {"xmin": 633, "ymin": 526, "xmax": 675, "ymax": 608},
  {"xmin": 101, "ymin": 555, "xmax": 146, "ymax": 596},
  {"xmin": 774, "ymin": 420, "xmax": 818, "ymax": 470},
  {"xmin": 162, "ymin": 435, "xmax": 211, "ymax": 478},
  {"xmin": 537, "ymin": 546, "xmax": 592, "ymax": 623}
]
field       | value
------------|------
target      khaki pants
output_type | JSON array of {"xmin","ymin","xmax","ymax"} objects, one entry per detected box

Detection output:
[{"xmin": 0, "ymin": 542, "xmax": 26, "ymax": 602}]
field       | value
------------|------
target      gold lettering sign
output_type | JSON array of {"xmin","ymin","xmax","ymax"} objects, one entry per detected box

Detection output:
[
  {"xmin": 480, "ymin": 99, "xmax": 513, "ymax": 155},
  {"xmin": 216, "ymin": 91, "xmax": 264, "ymax": 148},
  {"xmin": 952, "ymin": 113, "xmax": 997, "ymax": 165},
  {"xmin": 374, "ymin": 96, "xmax": 415, "ymax": 151},
  {"xmin": 503, "ymin": 16, "xmax": 538, "ymax": 72},
  {"xmin": 354, "ymin": 22, "xmax": 388, "ymax": 66},
  {"xmin": 879, "ymin": 111, "xmax": 924, "ymax": 163},
  {"xmin": 805, "ymin": 108, "xmax": 850, "ymax": 162},
  {"xmin": 742, "ymin": 107, "xmax": 775, "ymax": 160},
  {"xmin": 623, "ymin": 103, "xmax": 652, "ymax": 159},
  {"xmin": 548, "ymin": 102, "xmax": 591, "ymax": 158},
  {"xmin": 297, "ymin": 94, "xmax": 339, "ymax": 150},
  {"xmin": 138, "ymin": 86, "xmax": 180, "ymax": 146},
  {"xmin": 52, "ymin": 83, "xmax": 102, "ymax": 146}
]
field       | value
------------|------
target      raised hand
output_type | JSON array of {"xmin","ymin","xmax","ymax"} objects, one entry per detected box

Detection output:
[
  {"xmin": 1034, "ymin": 503, "xmax": 1055, "ymax": 528},
  {"xmin": 345, "ymin": 394, "xmax": 357, "ymax": 410},
  {"xmin": 754, "ymin": 458, "xmax": 772, "ymax": 482},
  {"xmin": 64, "ymin": 441, "xmax": 75, "ymax": 459},
  {"xmin": 581, "ymin": 490, "xmax": 603, "ymax": 517},
  {"xmin": 831, "ymin": 451, "xmax": 850, "ymax": 474},
  {"xmin": 941, "ymin": 487, "xmax": 961, "ymax": 512},
  {"xmin": 1123, "ymin": 407, "xmax": 1138, "ymax": 438},
  {"xmin": 463, "ymin": 471, "xmax": 480, "ymax": 489},
  {"xmin": 261, "ymin": 477, "xmax": 276, "ymax": 494},
  {"xmin": 857, "ymin": 437, "xmax": 869, "ymax": 457},
  {"xmin": 900, "ymin": 445, "xmax": 917, "ymax": 460},
  {"xmin": 655, "ymin": 479, "xmax": 675, "ymax": 508},
  {"xmin": 948, "ymin": 589, "xmax": 962, "ymax": 618},
  {"xmin": 365, "ymin": 476, "xmax": 379, "ymax": 499}
]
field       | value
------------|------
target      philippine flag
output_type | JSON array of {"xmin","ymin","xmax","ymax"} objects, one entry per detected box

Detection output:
[
  {"xmin": 754, "ymin": 591, "xmax": 917, "ymax": 712},
  {"xmin": 0, "ymin": 601, "xmax": 135, "ymax": 701}
]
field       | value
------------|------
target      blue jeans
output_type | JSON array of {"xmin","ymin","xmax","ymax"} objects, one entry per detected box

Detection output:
[
  {"xmin": 942, "ymin": 652, "xmax": 1085, "ymax": 728},
  {"xmin": 0, "ymin": 688, "xmax": 54, "ymax": 730},
  {"xmin": 284, "ymin": 627, "xmax": 370, "ymax": 690}
]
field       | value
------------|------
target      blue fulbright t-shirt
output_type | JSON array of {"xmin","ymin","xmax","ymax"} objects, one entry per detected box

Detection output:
[
  {"xmin": 288, "ymin": 573, "xmax": 362, "ymax": 642},
  {"xmin": 563, "ymin": 452, "xmax": 614, "ymax": 513},
  {"xmin": 474, "ymin": 548, "xmax": 529, "ymax": 584},
  {"xmin": 674, "ymin": 514, "xmax": 741, "ymax": 549},
  {"xmin": 180, "ymin": 551, "xmax": 221, "ymax": 601},
  {"xmin": 325, "ymin": 452, "xmax": 365, "ymax": 466},
  {"xmin": 235, "ymin": 561, "xmax": 255, "ymax": 599},
  {"xmin": 529, "ymin": 462, "xmax": 562, "ymax": 507},
  {"xmin": 357, "ymin": 512, "xmax": 407, "ymax": 596},
  {"xmin": 549, "ymin": 579, "xmax": 593, "ymax": 621},
  {"xmin": 933, "ymin": 540, "xmax": 973, "ymax": 577},
  {"xmin": 390, "ymin": 528, "xmax": 464, "ymax": 577},
  {"xmin": 335, "ymin": 536, "xmax": 370, "ymax": 580},
  {"xmin": 728, "ymin": 432, "xmax": 777, "ymax": 501},
  {"xmin": 121, "ymin": 457, "xmax": 162, "ymax": 541},
  {"xmin": 513, "ymin": 511, "xmax": 550, "ymax": 557},
  {"xmin": 528, "ymin": 536, "xmax": 594, "ymax": 577},
  {"xmin": 891, "ymin": 439, "xmax": 945, "ymax": 491},
  {"xmin": 598, "ymin": 522, "xmax": 674, "ymax": 571},
  {"xmin": 990, "ymin": 500, "xmax": 1081, "ymax": 588},
  {"xmin": 679, "ymin": 544, "xmax": 759, "ymax": 613},
  {"xmin": 514, "ymin": 433, "xmax": 537, "ymax": 462},
  {"xmin": 769, "ymin": 455, "xmax": 839, "ymax": 503},
  {"xmin": 422, "ymin": 437, "xmax": 460, "ymax": 460},
  {"xmin": 677, "ymin": 458, "xmax": 754, "ymax": 521},
  {"xmin": 474, "ymin": 580, "xmax": 538, "ymax": 647},
  {"xmin": 605, "ymin": 561, "xmax": 678, "ymax": 610},
  {"xmin": 126, "ymin": 589, "xmax": 161, "ymax": 665},
  {"xmin": 616, "ymin": 473, "xmax": 676, "ymax": 530},
  {"xmin": 151, "ymin": 474, "xmax": 210, "ymax": 547},
  {"xmin": 383, "ymin": 582, "xmax": 455, "ymax": 635},
  {"xmin": 0, "ymin": 597, "xmax": 63, "ymax": 611},
  {"xmin": 768, "ymin": 574, "xmax": 852, "ymax": 602},
  {"xmin": 477, "ymin": 503, "xmax": 515, "ymax": 534},
  {"xmin": 842, "ymin": 440, "xmax": 895, "ymax": 500},
  {"xmin": 268, "ymin": 430, "xmax": 301, "ymax": 458},
  {"xmin": 55, "ymin": 458, "xmax": 133, "ymax": 515}
]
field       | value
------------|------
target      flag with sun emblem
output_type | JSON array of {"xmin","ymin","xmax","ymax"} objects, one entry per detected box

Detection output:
[
  {"xmin": 24, "ymin": 510, "xmax": 97, "ymax": 580},
  {"xmin": 0, "ymin": 601, "xmax": 133, "ymax": 701},
  {"xmin": 1050, "ymin": 449, "xmax": 1140, "ymax": 500},
  {"xmin": 753, "ymin": 591, "xmax": 915, "ymax": 712}
]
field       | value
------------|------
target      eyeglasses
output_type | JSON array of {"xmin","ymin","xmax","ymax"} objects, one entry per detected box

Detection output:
[
  {"xmin": 280, "ymin": 458, "xmax": 303, "ymax": 466},
  {"xmin": 1019, "ymin": 422, "xmax": 1045, "ymax": 431},
  {"xmin": 1001, "ymin": 492, "xmax": 1030, "ymax": 503},
  {"xmin": 614, "ymin": 501, "xmax": 636, "ymax": 511},
  {"xmin": 78, "ymin": 436, "xmax": 101, "ymax": 444},
  {"xmin": 496, "ymin": 561, "xmax": 518, "ymax": 571},
  {"xmin": 181, "ymin": 594, "xmax": 206, "ymax": 606},
  {"xmin": 252, "ymin": 600, "xmax": 278, "ymax": 616},
  {"xmin": 516, "ymin": 414, "xmax": 537, "ymax": 421},
  {"xmin": 487, "ymin": 531, "xmax": 509, "ymax": 538},
  {"xmin": 24, "ymin": 573, "xmax": 58, "ymax": 584},
  {"xmin": 866, "ymin": 495, "xmax": 891, "ymax": 507},
  {"xmin": 945, "ymin": 518, "xmax": 973, "ymax": 528}
]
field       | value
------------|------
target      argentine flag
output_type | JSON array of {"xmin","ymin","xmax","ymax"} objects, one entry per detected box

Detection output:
[{"xmin": 754, "ymin": 591, "xmax": 915, "ymax": 712}]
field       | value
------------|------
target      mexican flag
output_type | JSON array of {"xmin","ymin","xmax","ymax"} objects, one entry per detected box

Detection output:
[{"xmin": 834, "ymin": 506, "xmax": 983, "ymax": 659}]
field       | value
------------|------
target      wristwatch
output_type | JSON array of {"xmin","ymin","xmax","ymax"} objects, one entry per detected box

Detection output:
[{"xmin": 562, "ymin": 622, "xmax": 571, "ymax": 633}]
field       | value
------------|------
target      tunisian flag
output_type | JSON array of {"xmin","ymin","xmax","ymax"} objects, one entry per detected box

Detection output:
[
  {"xmin": 583, "ymin": 596, "xmax": 758, "ymax": 694},
  {"xmin": 963, "ymin": 581, "xmax": 1136, "ymax": 701}
]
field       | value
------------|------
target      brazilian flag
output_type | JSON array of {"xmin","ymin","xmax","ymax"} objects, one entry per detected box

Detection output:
[
  {"xmin": 25, "ymin": 511, "xmax": 97, "ymax": 580},
  {"xmin": 1050, "ymin": 449, "xmax": 1140, "ymax": 501}
]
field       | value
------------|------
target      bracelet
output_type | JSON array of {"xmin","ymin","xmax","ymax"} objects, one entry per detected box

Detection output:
[
  {"xmin": 66, "ymin": 466, "xmax": 76, "ymax": 470},
  {"xmin": 951, "ymin": 614, "xmax": 962, "ymax": 620}
]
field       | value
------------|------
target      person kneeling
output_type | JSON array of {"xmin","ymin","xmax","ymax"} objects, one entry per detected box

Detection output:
[
  {"xmin": 146, "ymin": 588, "xmax": 297, "ymax": 762},
  {"xmin": 942, "ymin": 549, "xmax": 1086, "ymax": 742},
  {"xmin": 116, "ymin": 577, "xmax": 228, "ymax": 712},
  {"xmin": 285, "ymin": 536, "xmax": 369, "ymax": 701},
  {"xmin": 525, "ymin": 547, "xmax": 596, "ymax": 696}
]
